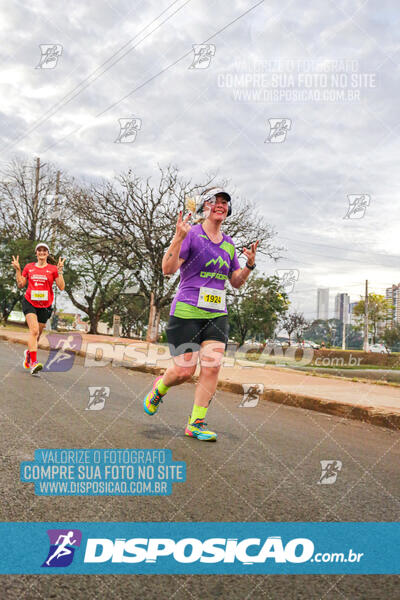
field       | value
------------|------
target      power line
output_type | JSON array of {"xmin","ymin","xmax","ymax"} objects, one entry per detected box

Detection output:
[
  {"xmin": 286, "ymin": 284, "xmax": 394, "ymax": 296},
  {"xmin": 98, "ymin": 0, "xmax": 265, "ymax": 116},
  {"xmin": 1, "ymin": 0, "xmax": 191, "ymax": 155},
  {"xmin": 42, "ymin": 0, "xmax": 265, "ymax": 152}
]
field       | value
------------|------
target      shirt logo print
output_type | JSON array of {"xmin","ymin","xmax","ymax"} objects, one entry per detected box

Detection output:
[{"xmin": 205, "ymin": 257, "xmax": 229, "ymax": 269}]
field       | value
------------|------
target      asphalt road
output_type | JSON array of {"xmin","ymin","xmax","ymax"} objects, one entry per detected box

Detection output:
[{"xmin": 1, "ymin": 339, "xmax": 399, "ymax": 599}]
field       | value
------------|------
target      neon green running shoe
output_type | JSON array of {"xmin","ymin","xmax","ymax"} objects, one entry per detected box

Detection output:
[
  {"xmin": 185, "ymin": 417, "xmax": 217, "ymax": 442},
  {"xmin": 30, "ymin": 361, "xmax": 43, "ymax": 376},
  {"xmin": 143, "ymin": 376, "xmax": 164, "ymax": 416}
]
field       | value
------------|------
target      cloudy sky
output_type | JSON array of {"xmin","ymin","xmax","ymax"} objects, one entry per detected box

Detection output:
[{"xmin": 1, "ymin": 0, "xmax": 399, "ymax": 320}]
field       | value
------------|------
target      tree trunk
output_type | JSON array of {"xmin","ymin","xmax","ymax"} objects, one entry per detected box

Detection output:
[
  {"xmin": 146, "ymin": 293, "xmax": 161, "ymax": 342},
  {"xmin": 239, "ymin": 327, "xmax": 248, "ymax": 346},
  {"xmin": 2, "ymin": 296, "xmax": 18, "ymax": 324},
  {"xmin": 89, "ymin": 315, "xmax": 99, "ymax": 334}
]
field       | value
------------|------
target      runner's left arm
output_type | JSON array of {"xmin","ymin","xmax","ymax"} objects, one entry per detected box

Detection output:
[
  {"xmin": 55, "ymin": 257, "xmax": 66, "ymax": 290},
  {"xmin": 229, "ymin": 241, "xmax": 259, "ymax": 288}
]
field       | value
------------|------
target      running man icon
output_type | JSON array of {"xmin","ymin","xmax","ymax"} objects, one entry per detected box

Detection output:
[
  {"xmin": 46, "ymin": 532, "xmax": 76, "ymax": 565},
  {"xmin": 43, "ymin": 333, "xmax": 82, "ymax": 372},
  {"xmin": 318, "ymin": 460, "xmax": 343, "ymax": 485},
  {"xmin": 42, "ymin": 529, "xmax": 82, "ymax": 567}
]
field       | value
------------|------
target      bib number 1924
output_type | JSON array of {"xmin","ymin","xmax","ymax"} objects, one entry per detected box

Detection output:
[
  {"xmin": 197, "ymin": 287, "xmax": 226, "ymax": 311},
  {"xmin": 204, "ymin": 294, "xmax": 221, "ymax": 304}
]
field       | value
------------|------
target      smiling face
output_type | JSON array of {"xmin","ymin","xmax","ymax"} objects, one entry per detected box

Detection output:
[
  {"xmin": 36, "ymin": 246, "xmax": 49, "ymax": 261},
  {"xmin": 204, "ymin": 194, "xmax": 229, "ymax": 223}
]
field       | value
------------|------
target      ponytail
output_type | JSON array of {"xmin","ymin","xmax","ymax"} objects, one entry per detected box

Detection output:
[{"xmin": 47, "ymin": 254, "xmax": 58, "ymax": 266}]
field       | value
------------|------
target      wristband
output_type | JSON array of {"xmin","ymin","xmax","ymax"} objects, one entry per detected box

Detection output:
[{"xmin": 245, "ymin": 262, "xmax": 256, "ymax": 270}]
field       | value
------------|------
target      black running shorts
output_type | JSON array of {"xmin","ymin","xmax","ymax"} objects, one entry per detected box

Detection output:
[
  {"xmin": 22, "ymin": 297, "xmax": 53, "ymax": 324},
  {"xmin": 166, "ymin": 315, "xmax": 229, "ymax": 356}
]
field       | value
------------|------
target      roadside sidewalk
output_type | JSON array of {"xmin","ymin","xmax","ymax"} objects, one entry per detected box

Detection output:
[{"xmin": 1, "ymin": 329, "xmax": 399, "ymax": 430}]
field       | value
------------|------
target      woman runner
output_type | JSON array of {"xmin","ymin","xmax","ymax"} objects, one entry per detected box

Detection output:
[
  {"xmin": 143, "ymin": 188, "xmax": 258, "ymax": 441},
  {"xmin": 11, "ymin": 243, "xmax": 65, "ymax": 375}
]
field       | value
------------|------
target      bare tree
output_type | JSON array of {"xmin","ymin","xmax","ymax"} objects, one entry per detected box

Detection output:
[
  {"xmin": 62, "ymin": 166, "xmax": 282, "ymax": 341},
  {"xmin": 281, "ymin": 312, "xmax": 308, "ymax": 345},
  {"xmin": 0, "ymin": 157, "xmax": 67, "ymax": 245},
  {"xmin": 63, "ymin": 250, "xmax": 134, "ymax": 334}
]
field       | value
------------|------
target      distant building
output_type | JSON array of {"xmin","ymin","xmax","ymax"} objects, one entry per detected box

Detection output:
[
  {"xmin": 348, "ymin": 301, "xmax": 358, "ymax": 325},
  {"xmin": 385, "ymin": 284, "xmax": 400, "ymax": 326},
  {"xmin": 334, "ymin": 293, "xmax": 350, "ymax": 324},
  {"xmin": 317, "ymin": 288, "xmax": 329, "ymax": 320}
]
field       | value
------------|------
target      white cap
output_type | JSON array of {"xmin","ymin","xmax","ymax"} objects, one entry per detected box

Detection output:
[
  {"xmin": 201, "ymin": 187, "xmax": 231, "ymax": 203},
  {"xmin": 35, "ymin": 242, "xmax": 50, "ymax": 252}
]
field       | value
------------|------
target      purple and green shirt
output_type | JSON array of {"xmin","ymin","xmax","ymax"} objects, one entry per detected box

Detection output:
[{"xmin": 170, "ymin": 224, "xmax": 241, "ymax": 318}]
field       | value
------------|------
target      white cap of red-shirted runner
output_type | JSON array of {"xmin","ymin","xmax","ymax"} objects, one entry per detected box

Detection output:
[{"xmin": 35, "ymin": 242, "xmax": 50, "ymax": 252}]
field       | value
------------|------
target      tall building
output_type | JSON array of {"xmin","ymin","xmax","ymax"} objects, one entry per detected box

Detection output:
[
  {"xmin": 385, "ymin": 284, "xmax": 400, "ymax": 326},
  {"xmin": 334, "ymin": 293, "xmax": 350, "ymax": 324},
  {"xmin": 317, "ymin": 288, "xmax": 329, "ymax": 320},
  {"xmin": 348, "ymin": 302, "xmax": 358, "ymax": 325}
]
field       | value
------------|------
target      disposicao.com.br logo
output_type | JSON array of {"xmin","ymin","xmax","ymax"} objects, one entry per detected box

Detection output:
[
  {"xmin": 83, "ymin": 536, "xmax": 363, "ymax": 565},
  {"xmin": 42, "ymin": 529, "xmax": 82, "ymax": 567}
]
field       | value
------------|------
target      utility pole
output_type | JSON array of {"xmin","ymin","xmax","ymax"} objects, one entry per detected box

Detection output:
[
  {"xmin": 113, "ymin": 314, "xmax": 121, "ymax": 338},
  {"xmin": 363, "ymin": 280, "xmax": 369, "ymax": 352},
  {"xmin": 51, "ymin": 170, "xmax": 60, "ymax": 248},
  {"xmin": 342, "ymin": 321, "xmax": 346, "ymax": 350},
  {"xmin": 31, "ymin": 157, "xmax": 41, "ymax": 241},
  {"xmin": 50, "ymin": 170, "xmax": 61, "ymax": 331}
]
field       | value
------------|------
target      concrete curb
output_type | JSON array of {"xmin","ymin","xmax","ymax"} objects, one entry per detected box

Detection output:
[{"xmin": 2, "ymin": 333, "xmax": 399, "ymax": 431}]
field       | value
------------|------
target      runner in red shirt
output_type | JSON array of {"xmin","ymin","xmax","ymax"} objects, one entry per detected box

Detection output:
[{"xmin": 11, "ymin": 243, "xmax": 66, "ymax": 375}]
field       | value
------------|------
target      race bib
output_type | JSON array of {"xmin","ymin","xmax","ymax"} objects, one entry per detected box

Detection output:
[
  {"xmin": 197, "ymin": 287, "xmax": 226, "ymax": 311},
  {"xmin": 31, "ymin": 290, "xmax": 48, "ymax": 301}
]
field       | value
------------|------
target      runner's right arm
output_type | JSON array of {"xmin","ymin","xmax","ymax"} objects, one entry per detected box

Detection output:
[
  {"xmin": 11, "ymin": 255, "xmax": 27, "ymax": 288},
  {"xmin": 162, "ymin": 211, "xmax": 191, "ymax": 275}
]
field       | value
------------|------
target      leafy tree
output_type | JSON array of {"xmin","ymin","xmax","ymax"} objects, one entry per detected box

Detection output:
[
  {"xmin": 0, "ymin": 239, "xmax": 37, "ymax": 324},
  {"xmin": 303, "ymin": 318, "xmax": 361, "ymax": 349},
  {"xmin": 57, "ymin": 312, "xmax": 75, "ymax": 326},
  {"xmin": 227, "ymin": 275, "xmax": 289, "ymax": 345},
  {"xmin": 352, "ymin": 294, "xmax": 393, "ymax": 344},
  {"xmin": 102, "ymin": 293, "xmax": 149, "ymax": 338},
  {"xmin": 342, "ymin": 323, "xmax": 363, "ymax": 349},
  {"xmin": 382, "ymin": 325, "xmax": 400, "ymax": 352},
  {"xmin": 303, "ymin": 319, "xmax": 328, "ymax": 345}
]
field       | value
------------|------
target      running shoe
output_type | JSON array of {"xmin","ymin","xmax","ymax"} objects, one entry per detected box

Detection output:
[
  {"xmin": 185, "ymin": 417, "xmax": 217, "ymax": 442},
  {"xmin": 143, "ymin": 376, "xmax": 164, "ymax": 415},
  {"xmin": 30, "ymin": 361, "xmax": 43, "ymax": 376},
  {"xmin": 23, "ymin": 349, "xmax": 30, "ymax": 370}
]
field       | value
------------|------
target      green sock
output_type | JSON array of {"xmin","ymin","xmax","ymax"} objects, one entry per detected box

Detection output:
[
  {"xmin": 190, "ymin": 405, "xmax": 208, "ymax": 423},
  {"xmin": 157, "ymin": 379, "xmax": 169, "ymax": 395}
]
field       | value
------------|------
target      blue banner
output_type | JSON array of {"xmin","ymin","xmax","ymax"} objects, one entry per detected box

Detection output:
[{"xmin": 0, "ymin": 522, "xmax": 398, "ymax": 574}]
